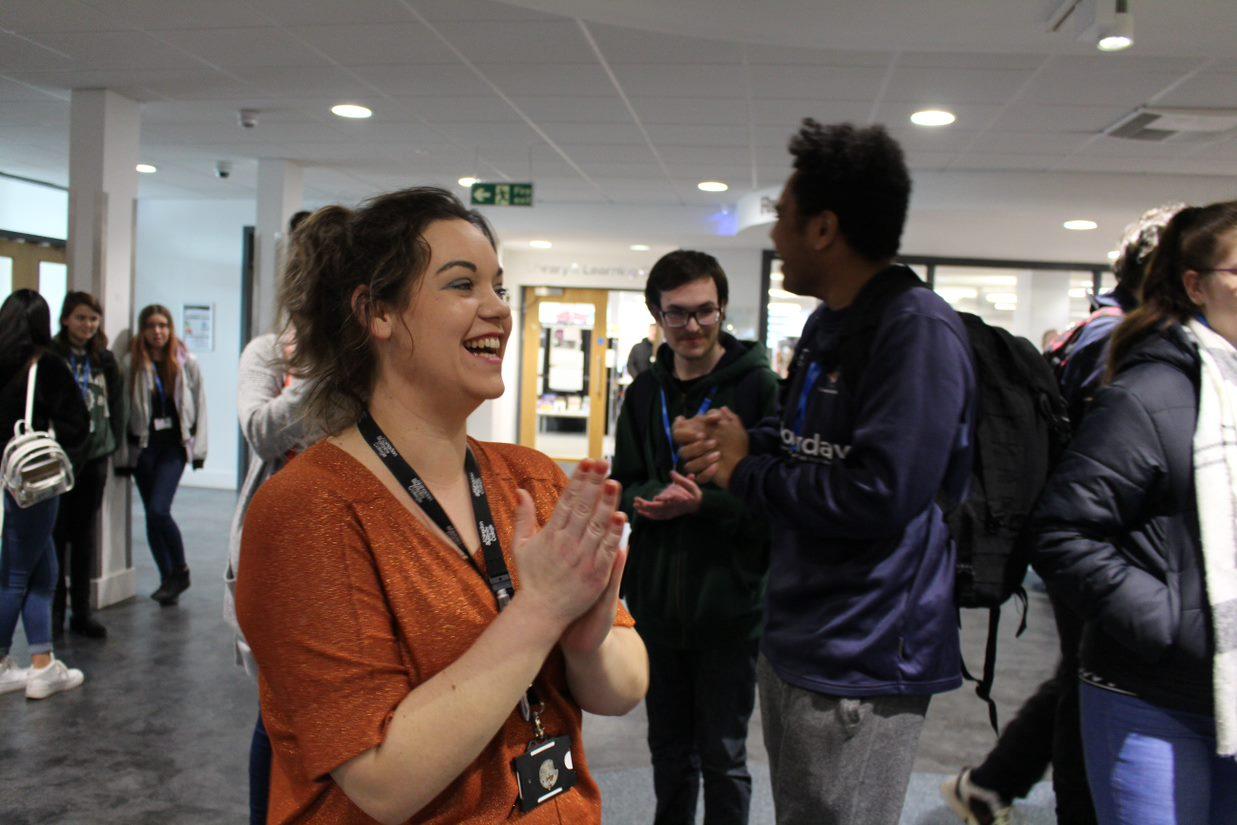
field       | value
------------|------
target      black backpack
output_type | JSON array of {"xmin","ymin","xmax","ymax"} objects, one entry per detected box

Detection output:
[{"xmin": 830, "ymin": 267, "xmax": 1071, "ymax": 730}]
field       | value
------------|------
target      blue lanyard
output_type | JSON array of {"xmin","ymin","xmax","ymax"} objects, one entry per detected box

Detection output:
[
  {"xmin": 660, "ymin": 385, "xmax": 717, "ymax": 470},
  {"xmin": 152, "ymin": 370, "xmax": 167, "ymax": 400},
  {"xmin": 790, "ymin": 362, "xmax": 824, "ymax": 451},
  {"xmin": 69, "ymin": 353, "xmax": 92, "ymax": 403}
]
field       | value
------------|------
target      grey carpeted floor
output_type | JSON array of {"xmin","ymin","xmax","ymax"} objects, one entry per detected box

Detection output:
[{"xmin": 0, "ymin": 487, "xmax": 1059, "ymax": 823}]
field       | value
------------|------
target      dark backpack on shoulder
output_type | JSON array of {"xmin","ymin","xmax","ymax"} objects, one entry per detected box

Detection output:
[
  {"xmin": 1044, "ymin": 306, "xmax": 1125, "ymax": 380},
  {"xmin": 833, "ymin": 267, "xmax": 1071, "ymax": 730}
]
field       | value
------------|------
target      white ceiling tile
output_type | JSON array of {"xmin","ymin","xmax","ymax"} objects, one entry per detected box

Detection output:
[
  {"xmin": 66, "ymin": 0, "xmax": 262, "ymax": 30},
  {"xmin": 151, "ymin": 28, "xmax": 330, "ymax": 69},
  {"xmin": 253, "ymin": 0, "xmax": 420, "ymax": 26},
  {"xmin": 656, "ymin": 144, "xmax": 750, "ymax": 164},
  {"xmin": 947, "ymin": 154, "xmax": 1063, "ymax": 172},
  {"xmin": 898, "ymin": 52, "xmax": 1046, "ymax": 70},
  {"xmin": 629, "ymin": 97, "xmax": 748, "ymax": 125},
  {"xmin": 963, "ymin": 132, "xmax": 1094, "ymax": 155},
  {"xmin": 389, "ymin": 96, "xmax": 526, "ymax": 124},
  {"xmin": 349, "ymin": 64, "xmax": 495, "ymax": 97},
  {"xmin": 746, "ymin": 64, "xmax": 889, "ymax": 99},
  {"xmin": 413, "ymin": 0, "xmax": 559, "ymax": 23},
  {"xmin": 537, "ymin": 123, "xmax": 647, "ymax": 145},
  {"xmin": 285, "ymin": 24, "xmax": 456, "ymax": 66},
  {"xmin": 0, "ymin": 76, "xmax": 66, "ymax": 101},
  {"xmin": 991, "ymin": 103, "xmax": 1132, "ymax": 133},
  {"xmin": 613, "ymin": 63, "xmax": 746, "ymax": 98},
  {"xmin": 647, "ymin": 123, "xmax": 750, "ymax": 146},
  {"xmin": 742, "ymin": 45, "xmax": 889, "ymax": 67},
  {"xmin": 18, "ymin": 30, "xmax": 207, "ymax": 71},
  {"xmin": 476, "ymin": 63, "xmax": 616, "ymax": 97},
  {"xmin": 505, "ymin": 96, "xmax": 631, "ymax": 124},
  {"xmin": 749, "ymin": 98, "xmax": 873, "ymax": 126},
  {"xmin": 0, "ymin": 1, "xmax": 121, "ymax": 32},
  {"xmin": 588, "ymin": 24, "xmax": 740, "ymax": 65},
  {"xmin": 1154, "ymin": 71, "xmax": 1237, "ymax": 108},
  {"xmin": 882, "ymin": 66, "xmax": 1035, "ymax": 105},
  {"xmin": 430, "ymin": 21, "xmax": 599, "ymax": 64},
  {"xmin": 553, "ymin": 144, "xmax": 656, "ymax": 163},
  {"xmin": 10, "ymin": 68, "xmax": 248, "ymax": 101},
  {"xmin": 1027, "ymin": 64, "xmax": 1203, "ymax": 107}
]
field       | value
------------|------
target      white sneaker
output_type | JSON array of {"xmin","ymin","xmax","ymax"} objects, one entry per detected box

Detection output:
[
  {"xmin": 0, "ymin": 656, "xmax": 30, "ymax": 694},
  {"xmin": 25, "ymin": 656, "xmax": 84, "ymax": 700}
]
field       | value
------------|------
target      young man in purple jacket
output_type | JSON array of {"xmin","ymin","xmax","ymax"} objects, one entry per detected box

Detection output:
[{"xmin": 677, "ymin": 120, "xmax": 976, "ymax": 825}]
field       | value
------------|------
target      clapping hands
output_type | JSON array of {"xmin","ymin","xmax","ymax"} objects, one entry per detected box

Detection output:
[{"xmin": 671, "ymin": 407, "xmax": 749, "ymax": 489}]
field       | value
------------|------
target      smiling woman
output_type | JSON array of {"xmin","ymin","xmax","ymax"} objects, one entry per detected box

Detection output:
[{"xmin": 234, "ymin": 187, "xmax": 648, "ymax": 825}]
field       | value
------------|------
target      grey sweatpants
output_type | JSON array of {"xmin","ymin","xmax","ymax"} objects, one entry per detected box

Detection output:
[{"xmin": 757, "ymin": 655, "xmax": 930, "ymax": 825}]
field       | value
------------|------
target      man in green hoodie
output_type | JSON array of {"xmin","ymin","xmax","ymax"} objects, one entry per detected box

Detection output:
[{"xmin": 612, "ymin": 250, "xmax": 780, "ymax": 825}]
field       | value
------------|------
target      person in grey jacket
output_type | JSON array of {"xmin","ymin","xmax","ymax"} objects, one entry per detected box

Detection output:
[
  {"xmin": 225, "ymin": 327, "xmax": 317, "ymax": 825},
  {"xmin": 117, "ymin": 304, "xmax": 208, "ymax": 606}
]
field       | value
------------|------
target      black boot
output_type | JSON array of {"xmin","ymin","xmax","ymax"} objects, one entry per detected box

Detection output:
[
  {"xmin": 69, "ymin": 614, "xmax": 108, "ymax": 639},
  {"xmin": 151, "ymin": 580, "xmax": 172, "ymax": 602},
  {"xmin": 157, "ymin": 567, "xmax": 190, "ymax": 606}
]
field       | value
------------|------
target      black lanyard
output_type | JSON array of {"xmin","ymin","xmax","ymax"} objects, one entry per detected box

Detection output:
[{"xmin": 357, "ymin": 411, "xmax": 544, "ymax": 725}]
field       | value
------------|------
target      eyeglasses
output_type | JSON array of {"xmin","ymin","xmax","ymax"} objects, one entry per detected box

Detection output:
[{"xmin": 658, "ymin": 307, "xmax": 721, "ymax": 328}]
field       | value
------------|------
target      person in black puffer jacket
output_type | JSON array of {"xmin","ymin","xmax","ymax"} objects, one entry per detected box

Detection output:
[
  {"xmin": 1032, "ymin": 201, "xmax": 1237, "ymax": 825},
  {"xmin": 0, "ymin": 289, "xmax": 90, "ymax": 701}
]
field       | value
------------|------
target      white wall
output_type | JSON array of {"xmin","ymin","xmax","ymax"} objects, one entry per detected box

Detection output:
[
  {"xmin": 135, "ymin": 199, "xmax": 252, "ymax": 490},
  {"xmin": 0, "ymin": 176, "xmax": 67, "ymax": 239}
]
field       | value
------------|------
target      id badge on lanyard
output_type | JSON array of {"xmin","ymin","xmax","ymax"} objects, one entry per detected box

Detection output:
[
  {"xmin": 152, "ymin": 371, "xmax": 174, "ymax": 431},
  {"xmin": 357, "ymin": 412, "xmax": 580, "ymax": 813}
]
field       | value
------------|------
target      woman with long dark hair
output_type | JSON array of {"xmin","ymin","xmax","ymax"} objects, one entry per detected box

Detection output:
[
  {"xmin": 0, "ymin": 289, "xmax": 89, "ymax": 699},
  {"xmin": 1033, "ymin": 200, "xmax": 1237, "ymax": 824},
  {"xmin": 235, "ymin": 188, "xmax": 647, "ymax": 824},
  {"xmin": 117, "ymin": 304, "xmax": 207, "ymax": 606},
  {"xmin": 51, "ymin": 291, "xmax": 124, "ymax": 639}
]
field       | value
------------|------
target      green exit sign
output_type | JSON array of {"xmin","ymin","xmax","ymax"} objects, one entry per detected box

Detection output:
[{"xmin": 470, "ymin": 182, "xmax": 534, "ymax": 207}]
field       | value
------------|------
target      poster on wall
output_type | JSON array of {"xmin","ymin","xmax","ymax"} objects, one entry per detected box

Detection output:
[{"xmin": 182, "ymin": 303, "xmax": 214, "ymax": 352}]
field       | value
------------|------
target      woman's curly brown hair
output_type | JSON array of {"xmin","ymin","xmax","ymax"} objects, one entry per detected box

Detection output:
[{"xmin": 279, "ymin": 187, "xmax": 495, "ymax": 434}]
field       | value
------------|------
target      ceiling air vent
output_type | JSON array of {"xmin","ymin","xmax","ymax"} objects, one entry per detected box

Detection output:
[{"xmin": 1105, "ymin": 107, "xmax": 1237, "ymax": 142}]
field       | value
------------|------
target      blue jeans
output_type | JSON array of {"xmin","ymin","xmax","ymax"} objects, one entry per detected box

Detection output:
[
  {"xmin": 250, "ymin": 711, "xmax": 272, "ymax": 825},
  {"xmin": 1081, "ymin": 682, "xmax": 1237, "ymax": 825},
  {"xmin": 134, "ymin": 442, "xmax": 187, "ymax": 582},
  {"xmin": 0, "ymin": 493, "xmax": 60, "ymax": 657},
  {"xmin": 644, "ymin": 637, "xmax": 759, "ymax": 825}
]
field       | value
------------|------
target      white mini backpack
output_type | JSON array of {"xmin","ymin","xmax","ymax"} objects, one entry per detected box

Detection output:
[{"xmin": 1, "ymin": 360, "xmax": 74, "ymax": 508}]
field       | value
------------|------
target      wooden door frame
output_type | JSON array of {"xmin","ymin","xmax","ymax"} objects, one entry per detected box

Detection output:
[
  {"xmin": 519, "ymin": 287, "xmax": 610, "ymax": 460},
  {"xmin": 0, "ymin": 236, "xmax": 67, "ymax": 294}
]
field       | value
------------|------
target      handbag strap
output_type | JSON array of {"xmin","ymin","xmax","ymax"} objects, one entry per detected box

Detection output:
[{"xmin": 23, "ymin": 360, "xmax": 38, "ymax": 429}]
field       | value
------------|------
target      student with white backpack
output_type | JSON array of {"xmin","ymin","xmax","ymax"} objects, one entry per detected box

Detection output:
[{"xmin": 0, "ymin": 289, "xmax": 90, "ymax": 700}]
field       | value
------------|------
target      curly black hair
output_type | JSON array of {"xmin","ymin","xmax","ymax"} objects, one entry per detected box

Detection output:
[{"xmin": 787, "ymin": 119, "xmax": 911, "ymax": 261}]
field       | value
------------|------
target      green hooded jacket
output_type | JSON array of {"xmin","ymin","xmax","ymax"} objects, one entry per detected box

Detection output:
[{"xmin": 612, "ymin": 334, "xmax": 780, "ymax": 648}]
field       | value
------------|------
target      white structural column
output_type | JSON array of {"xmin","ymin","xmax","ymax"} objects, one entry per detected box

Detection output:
[
  {"xmin": 253, "ymin": 159, "xmax": 303, "ymax": 336},
  {"xmin": 67, "ymin": 89, "xmax": 140, "ymax": 607}
]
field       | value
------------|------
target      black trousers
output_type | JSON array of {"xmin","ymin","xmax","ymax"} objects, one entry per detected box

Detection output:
[
  {"xmin": 970, "ymin": 594, "xmax": 1096, "ymax": 825},
  {"xmin": 52, "ymin": 456, "xmax": 109, "ymax": 622},
  {"xmin": 644, "ymin": 635, "xmax": 759, "ymax": 825}
]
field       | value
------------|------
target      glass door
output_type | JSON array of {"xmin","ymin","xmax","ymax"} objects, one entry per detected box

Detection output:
[{"xmin": 519, "ymin": 288, "xmax": 611, "ymax": 461}]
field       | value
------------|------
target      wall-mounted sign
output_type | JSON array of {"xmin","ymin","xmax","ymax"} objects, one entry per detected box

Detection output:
[
  {"xmin": 182, "ymin": 303, "xmax": 214, "ymax": 352},
  {"xmin": 471, "ymin": 182, "xmax": 534, "ymax": 207}
]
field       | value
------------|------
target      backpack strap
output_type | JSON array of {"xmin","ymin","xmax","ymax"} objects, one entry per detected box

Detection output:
[
  {"xmin": 23, "ymin": 360, "xmax": 38, "ymax": 431},
  {"xmin": 832, "ymin": 265, "xmax": 926, "ymax": 391}
]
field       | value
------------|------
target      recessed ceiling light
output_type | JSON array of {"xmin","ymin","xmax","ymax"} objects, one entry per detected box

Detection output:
[
  {"xmin": 630, "ymin": 244, "xmax": 650, "ymax": 251},
  {"xmin": 331, "ymin": 103, "xmax": 372, "ymax": 119},
  {"xmin": 135, "ymin": 163, "xmax": 157, "ymax": 174},
  {"xmin": 1107, "ymin": 249, "xmax": 1120, "ymax": 261},
  {"xmin": 529, "ymin": 240, "xmax": 553, "ymax": 249},
  {"xmin": 697, "ymin": 181, "xmax": 729, "ymax": 192},
  {"xmin": 1097, "ymin": 35, "xmax": 1132, "ymax": 52},
  {"xmin": 910, "ymin": 109, "xmax": 956, "ymax": 127},
  {"xmin": 458, "ymin": 176, "xmax": 478, "ymax": 188},
  {"xmin": 1064, "ymin": 219, "xmax": 1098, "ymax": 231}
]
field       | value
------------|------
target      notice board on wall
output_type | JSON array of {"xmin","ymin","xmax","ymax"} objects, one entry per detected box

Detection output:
[{"xmin": 182, "ymin": 303, "xmax": 214, "ymax": 352}]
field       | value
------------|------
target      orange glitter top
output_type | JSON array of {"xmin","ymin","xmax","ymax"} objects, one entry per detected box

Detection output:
[{"xmin": 236, "ymin": 439, "xmax": 635, "ymax": 824}]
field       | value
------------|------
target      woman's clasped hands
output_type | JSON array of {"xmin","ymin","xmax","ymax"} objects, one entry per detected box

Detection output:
[{"xmin": 511, "ymin": 459, "xmax": 628, "ymax": 655}]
